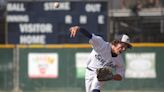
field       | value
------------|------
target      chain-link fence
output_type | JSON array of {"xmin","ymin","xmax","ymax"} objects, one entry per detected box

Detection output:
[{"xmin": 0, "ymin": 44, "xmax": 164, "ymax": 92}]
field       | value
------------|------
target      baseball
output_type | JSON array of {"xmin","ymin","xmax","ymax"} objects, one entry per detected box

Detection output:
[{"xmin": 54, "ymin": 2, "xmax": 60, "ymax": 8}]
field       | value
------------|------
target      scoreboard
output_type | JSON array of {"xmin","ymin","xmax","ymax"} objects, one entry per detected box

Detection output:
[{"xmin": 7, "ymin": 1, "xmax": 108, "ymax": 44}]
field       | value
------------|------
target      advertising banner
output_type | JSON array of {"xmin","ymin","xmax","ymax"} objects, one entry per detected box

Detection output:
[
  {"xmin": 75, "ymin": 52, "xmax": 90, "ymax": 78},
  {"xmin": 125, "ymin": 53, "xmax": 156, "ymax": 78},
  {"xmin": 28, "ymin": 53, "xmax": 58, "ymax": 78}
]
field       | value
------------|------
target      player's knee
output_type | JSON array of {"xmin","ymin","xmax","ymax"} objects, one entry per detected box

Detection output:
[{"xmin": 92, "ymin": 89, "xmax": 100, "ymax": 92}]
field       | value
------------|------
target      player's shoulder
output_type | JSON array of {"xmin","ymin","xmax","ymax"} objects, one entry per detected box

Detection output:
[
  {"xmin": 112, "ymin": 53, "xmax": 123, "ymax": 59},
  {"xmin": 91, "ymin": 34, "xmax": 104, "ymax": 39},
  {"xmin": 116, "ymin": 54, "xmax": 124, "ymax": 61}
]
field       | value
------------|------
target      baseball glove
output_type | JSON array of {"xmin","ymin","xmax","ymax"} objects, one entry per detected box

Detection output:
[{"xmin": 96, "ymin": 67, "xmax": 113, "ymax": 81}]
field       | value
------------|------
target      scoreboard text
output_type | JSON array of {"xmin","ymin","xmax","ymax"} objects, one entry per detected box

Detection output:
[{"xmin": 7, "ymin": 1, "xmax": 108, "ymax": 44}]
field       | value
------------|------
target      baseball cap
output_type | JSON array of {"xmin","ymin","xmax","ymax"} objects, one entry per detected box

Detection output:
[{"xmin": 116, "ymin": 34, "xmax": 132, "ymax": 48}]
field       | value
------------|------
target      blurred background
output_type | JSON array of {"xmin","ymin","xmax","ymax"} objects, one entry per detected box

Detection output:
[{"xmin": 0, "ymin": 0, "xmax": 164, "ymax": 92}]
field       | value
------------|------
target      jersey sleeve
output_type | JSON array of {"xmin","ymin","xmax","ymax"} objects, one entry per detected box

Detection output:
[
  {"xmin": 115, "ymin": 56, "xmax": 125, "ymax": 78},
  {"xmin": 89, "ymin": 34, "xmax": 107, "ymax": 52}
]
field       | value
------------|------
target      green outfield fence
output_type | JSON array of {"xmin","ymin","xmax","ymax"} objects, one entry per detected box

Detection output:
[{"xmin": 0, "ymin": 43, "xmax": 164, "ymax": 92}]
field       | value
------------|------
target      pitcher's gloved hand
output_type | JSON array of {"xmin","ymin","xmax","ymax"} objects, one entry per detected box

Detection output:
[{"xmin": 96, "ymin": 68, "xmax": 113, "ymax": 81}]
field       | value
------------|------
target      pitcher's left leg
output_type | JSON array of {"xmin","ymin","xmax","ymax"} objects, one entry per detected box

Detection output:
[{"xmin": 91, "ymin": 76, "xmax": 105, "ymax": 92}]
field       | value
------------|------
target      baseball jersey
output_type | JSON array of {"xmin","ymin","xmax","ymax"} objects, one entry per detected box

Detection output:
[{"xmin": 86, "ymin": 34, "xmax": 125, "ymax": 77}]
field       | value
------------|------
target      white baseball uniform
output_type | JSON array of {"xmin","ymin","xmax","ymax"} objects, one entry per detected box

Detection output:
[{"xmin": 85, "ymin": 34, "xmax": 125, "ymax": 92}]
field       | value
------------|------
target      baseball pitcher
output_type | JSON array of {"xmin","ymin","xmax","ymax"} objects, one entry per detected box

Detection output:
[{"xmin": 69, "ymin": 26, "xmax": 132, "ymax": 92}]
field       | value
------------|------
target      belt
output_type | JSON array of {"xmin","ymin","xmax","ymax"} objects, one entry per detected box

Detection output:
[{"xmin": 86, "ymin": 67, "xmax": 94, "ymax": 71}]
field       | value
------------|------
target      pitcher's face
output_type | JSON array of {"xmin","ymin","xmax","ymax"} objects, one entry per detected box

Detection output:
[{"xmin": 112, "ymin": 43, "xmax": 128, "ymax": 55}]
